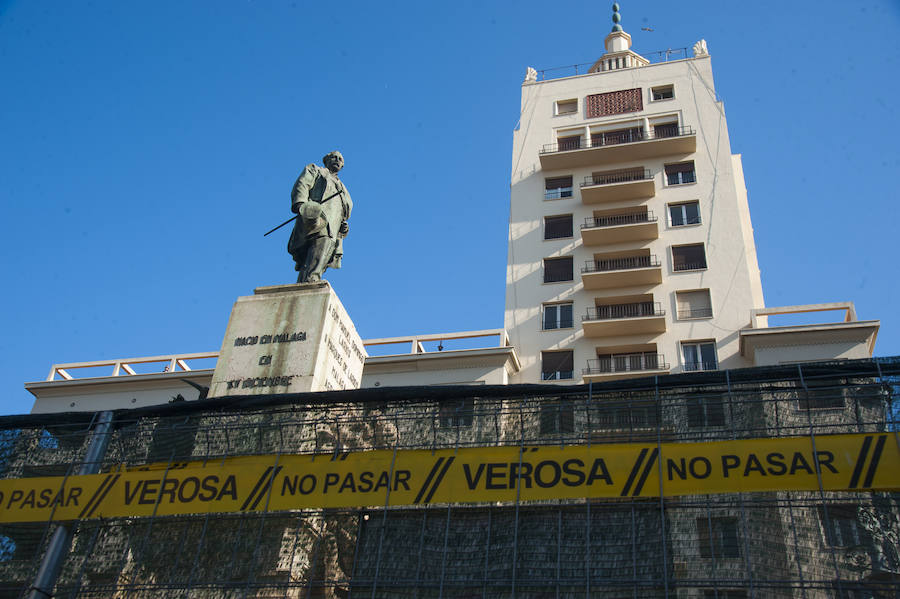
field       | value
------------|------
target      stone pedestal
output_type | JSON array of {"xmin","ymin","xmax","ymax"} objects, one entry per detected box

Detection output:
[{"xmin": 209, "ymin": 282, "xmax": 366, "ymax": 397}]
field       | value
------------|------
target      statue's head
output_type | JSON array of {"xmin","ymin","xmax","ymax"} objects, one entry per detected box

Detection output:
[{"xmin": 323, "ymin": 151, "xmax": 344, "ymax": 174}]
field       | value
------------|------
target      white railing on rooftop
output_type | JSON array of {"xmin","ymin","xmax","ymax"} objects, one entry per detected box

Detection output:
[
  {"xmin": 46, "ymin": 352, "xmax": 220, "ymax": 382},
  {"xmin": 44, "ymin": 329, "xmax": 514, "ymax": 381}
]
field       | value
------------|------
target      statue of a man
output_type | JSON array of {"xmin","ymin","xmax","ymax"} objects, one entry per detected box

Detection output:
[{"xmin": 287, "ymin": 151, "xmax": 353, "ymax": 283}]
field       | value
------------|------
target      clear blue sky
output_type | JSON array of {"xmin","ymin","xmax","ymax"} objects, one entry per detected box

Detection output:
[{"xmin": 1, "ymin": 1, "xmax": 898, "ymax": 415}]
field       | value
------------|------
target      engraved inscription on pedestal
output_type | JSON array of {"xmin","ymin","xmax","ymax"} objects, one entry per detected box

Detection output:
[{"xmin": 209, "ymin": 282, "xmax": 366, "ymax": 397}]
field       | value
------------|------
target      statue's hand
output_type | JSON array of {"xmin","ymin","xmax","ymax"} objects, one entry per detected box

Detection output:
[
  {"xmin": 339, "ymin": 221, "xmax": 349, "ymax": 235},
  {"xmin": 291, "ymin": 202, "xmax": 302, "ymax": 214}
]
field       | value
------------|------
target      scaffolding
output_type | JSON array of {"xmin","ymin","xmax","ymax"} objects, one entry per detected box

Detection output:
[{"xmin": 1, "ymin": 358, "xmax": 898, "ymax": 598}]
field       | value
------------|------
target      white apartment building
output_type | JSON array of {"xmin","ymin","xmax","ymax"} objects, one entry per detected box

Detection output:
[{"xmin": 504, "ymin": 21, "xmax": 877, "ymax": 385}]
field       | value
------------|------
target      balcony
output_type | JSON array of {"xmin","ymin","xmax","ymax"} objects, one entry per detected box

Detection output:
[
  {"xmin": 580, "ymin": 169, "xmax": 655, "ymax": 204},
  {"xmin": 583, "ymin": 353, "xmax": 670, "ymax": 382},
  {"xmin": 581, "ymin": 211, "xmax": 658, "ymax": 245},
  {"xmin": 581, "ymin": 255, "xmax": 662, "ymax": 290},
  {"xmin": 539, "ymin": 126, "xmax": 696, "ymax": 170},
  {"xmin": 582, "ymin": 302, "xmax": 666, "ymax": 337}
]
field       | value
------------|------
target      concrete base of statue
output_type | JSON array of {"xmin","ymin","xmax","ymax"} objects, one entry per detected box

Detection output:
[{"xmin": 209, "ymin": 282, "xmax": 366, "ymax": 397}]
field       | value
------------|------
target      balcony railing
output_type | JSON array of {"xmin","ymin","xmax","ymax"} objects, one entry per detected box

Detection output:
[
  {"xmin": 673, "ymin": 261, "xmax": 707, "ymax": 272},
  {"xmin": 544, "ymin": 187, "xmax": 573, "ymax": 200},
  {"xmin": 540, "ymin": 126, "xmax": 695, "ymax": 155},
  {"xmin": 582, "ymin": 255, "xmax": 660, "ymax": 273},
  {"xmin": 584, "ymin": 302, "xmax": 665, "ymax": 321},
  {"xmin": 534, "ymin": 48, "xmax": 691, "ymax": 81},
  {"xmin": 583, "ymin": 353, "xmax": 669, "ymax": 375},
  {"xmin": 541, "ymin": 370, "xmax": 575, "ymax": 381},
  {"xmin": 582, "ymin": 169, "xmax": 651, "ymax": 187},
  {"xmin": 677, "ymin": 307, "xmax": 713, "ymax": 319},
  {"xmin": 582, "ymin": 211, "xmax": 657, "ymax": 229},
  {"xmin": 683, "ymin": 361, "xmax": 719, "ymax": 372}
]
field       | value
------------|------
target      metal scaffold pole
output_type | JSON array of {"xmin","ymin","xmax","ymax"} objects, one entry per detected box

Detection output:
[{"xmin": 27, "ymin": 410, "xmax": 114, "ymax": 599}]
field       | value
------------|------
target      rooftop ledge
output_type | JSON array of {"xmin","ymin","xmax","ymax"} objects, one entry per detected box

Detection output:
[{"xmin": 739, "ymin": 302, "xmax": 880, "ymax": 358}]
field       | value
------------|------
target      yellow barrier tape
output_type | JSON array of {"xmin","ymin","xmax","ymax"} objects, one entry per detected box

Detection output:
[{"xmin": 1, "ymin": 433, "xmax": 897, "ymax": 523}]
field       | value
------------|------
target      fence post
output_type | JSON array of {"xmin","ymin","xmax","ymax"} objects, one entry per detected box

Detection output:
[{"xmin": 27, "ymin": 411, "xmax": 114, "ymax": 599}]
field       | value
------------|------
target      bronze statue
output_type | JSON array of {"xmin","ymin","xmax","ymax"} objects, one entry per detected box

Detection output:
[{"xmin": 287, "ymin": 151, "xmax": 352, "ymax": 283}]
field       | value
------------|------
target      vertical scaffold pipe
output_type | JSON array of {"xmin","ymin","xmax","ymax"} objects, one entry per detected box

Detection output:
[{"xmin": 27, "ymin": 410, "xmax": 114, "ymax": 599}]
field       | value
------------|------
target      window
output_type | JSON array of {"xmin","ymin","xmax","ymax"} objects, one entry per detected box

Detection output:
[
  {"xmin": 676, "ymin": 289, "xmax": 712, "ymax": 319},
  {"xmin": 651, "ymin": 85, "xmax": 674, "ymax": 101},
  {"xmin": 698, "ymin": 517, "xmax": 740, "ymax": 558},
  {"xmin": 544, "ymin": 215, "xmax": 573, "ymax": 239},
  {"xmin": 820, "ymin": 505, "xmax": 868, "ymax": 547},
  {"xmin": 543, "ymin": 256, "xmax": 573, "ymax": 283},
  {"xmin": 687, "ymin": 397, "xmax": 725, "ymax": 427},
  {"xmin": 557, "ymin": 135, "xmax": 581, "ymax": 151},
  {"xmin": 540, "ymin": 401, "xmax": 574, "ymax": 434},
  {"xmin": 682, "ymin": 341, "xmax": 717, "ymax": 371},
  {"xmin": 555, "ymin": 99, "xmax": 577, "ymax": 115},
  {"xmin": 592, "ymin": 127, "xmax": 642, "ymax": 147},
  {"xmin": 439, "ymin": 399, "xmax": 473, "ymax": 428},
  {"xmin": 543, "ymin": 302, "xmax": 573, "ymax": 330},
  {"xmin": 545, "ymin": 176, "xmax": 573, "ymax": 200},
  {"xmin": 798, "ymin": 378, "xmax": 846, "ymax": 410},
  {"xmin": 593, "ymin": 400, "xmax": 658, "ymax": 430},
  {"xmin": 654, "ymin": 122, "xmax": 679, "ymax": 138},
  {"xmin": 586, "ymin": 88, "xmax": 643, "ymax": 118},
  {"xmin": 669, "ymin": 201, "xmax": 701, "ymax": 226},
  {"xmin": 541, "ymin": 351, "xmax": 574, "ymax": 381},
  {"xmin": 703, "ymin": 592, "xmax": 747, "ymax": 599},
  {"xmin": 665, "ymin": 161, "xmax": 696, "ymax": 185},
  {"xmin": 672, "ymin": 244, "xmax": 707, "ymax": 271}
]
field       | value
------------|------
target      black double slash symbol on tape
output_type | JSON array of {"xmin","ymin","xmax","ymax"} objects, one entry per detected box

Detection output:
[
  {"xmin": 240, "ymin": 466, "xmax": 283, "ymax": 511},
  {"xmin": 848, "ymin": 435, "xmax": 886, "ymax": 490},
  {"xmin": 620, "ymin": 448, "xmax": 659, "ymax": 497},
  {"xmin": 79, "ymin": 474, "xmax": 121, "ymax": 519},
  {"xmin": 414, "ymin": 457, "xmax": 455, "ymax": 505}
]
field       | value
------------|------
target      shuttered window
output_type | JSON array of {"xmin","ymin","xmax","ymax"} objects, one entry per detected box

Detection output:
[
  {"xmin": 654, "ymin": 122, "xmax": 679, "ymax": 138},
  {"xmin": 672, "ymin": 244, "xmax": 707, "ymax": 271},
  {"xmin": 557, "ymin": 135, "xmax": 581, "ymax": 151},
  {"xmin": 544, "ymin": 215, "xmax": 573, "ymax": 239},
  {"xmin": 676, "ymin": 289, "xmax": 712, "ymax": 319},
  {"xmin": 541, "ymin": 351, "xmax": 574, "ymax": 381},
  {"xmin": 544, "ymin": 176, "xmax": 573, "ymax": 200},
  {"xmin": 556, "ymin": 99, "xmax": 577, "ymax": 115},
  {"xmin": 665, "ymin": 161, "xmax": 696, "ymax": 185},
  {"xmin": 543, "ymin": 256, "xmax": 573, "ymax": 283}
]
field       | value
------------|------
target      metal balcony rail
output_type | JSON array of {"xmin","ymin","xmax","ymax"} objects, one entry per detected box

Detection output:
[
  {"xmin": 544, "ymin": 187, "xmax": 573, "ymax": 200},
  {"xmin": 582, "ymin": 255, "xmax": 660, "ymax": 273},
  {"xmin": 582, "ymin": 169, "xmax": 651, "ymax": 187},
  {"xmin": 583, "ymin": 353, "xmax": 669, "ymax": 375},
  {"xmin": 583, "ymin": 302, "xmax": 665, "ymax": 321},
  {"xmin": 677, "ymin": 307, "xmax": 713, "ymax": 319},
  {"xmin": 674, "ymin": 261, "xmax": 707, "ymax": 272},
  {"xmin": 683, "ymin": 360, "xmax": 719, "ymax": 372},
  {"xmin": 534, "ymin": 47, "xmax": 690, "ymax": 81},
  {"xmin": 541, "ymin": 370, "xmax": 575, "ymax": 381},
  {"xmin": 540, "ymin": 126, "xmax": 695, "ymax": 155},
  {"xmin": 582, "ymin": 211, "xmax": 657, "ymax": 229}
]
